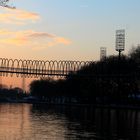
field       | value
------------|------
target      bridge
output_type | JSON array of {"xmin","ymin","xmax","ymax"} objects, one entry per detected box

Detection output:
[
  {"xmin": 0, "ymin": 58, "xmax": 93, "ymax": 78},
  {"xmin": 0, "ymin": 58, "xmax": 139, "ymax": 80}
]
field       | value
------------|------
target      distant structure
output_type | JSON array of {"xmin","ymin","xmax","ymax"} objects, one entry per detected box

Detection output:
[
  {"xmin": 22, "ymin": 77, "xmax": 25, "ymax": 92},
  {"xmin": 115, "ymin": 29, "xmax": 125, "ymax": 58},
  {"xmin": 0, "ymin": 75, "xmax": 2, "ymax": 88},
  {"xmin": 100, "ymin": 47, "xmax": 107, "ymax": 60}
]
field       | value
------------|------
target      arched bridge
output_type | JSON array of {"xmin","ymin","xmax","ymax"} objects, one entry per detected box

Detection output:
[{"xmin": 0, "ymin": 58, "xmax": 93, "ymax": 78}]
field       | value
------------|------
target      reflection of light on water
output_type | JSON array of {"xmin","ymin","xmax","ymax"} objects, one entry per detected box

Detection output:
[
  {"xmin": 29, "ymin": 110, "xmax": 69, "ymax": 139},
  {"xmin": 0, "ymin": 104, "xmax": 69, "ymax": 140},
  {"xmin": 0, "ymin": 103, "xmax": 32, "ymax": 140},
  {"xmin": 0, "ymin": 104, "xmax": 140, "ymax": 139}
]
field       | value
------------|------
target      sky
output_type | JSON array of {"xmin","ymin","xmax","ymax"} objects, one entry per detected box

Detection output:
[{"xmin": 0, "ymin": 0, "xmax": 140, "ymax": 89}]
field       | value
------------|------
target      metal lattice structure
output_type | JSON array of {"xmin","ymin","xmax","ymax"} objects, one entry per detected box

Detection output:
[
  {"xmin": 116, "ymin": 29, "xmax": 125, "ymax": 58},
  {"xmin": 116, "ymin": 29, "xmax": 125, "ymax": 52},
  {"xmin": 0, "ymin": 58, "xmax": 92, "ymax": 78},
  {"xmin": 100, "ymin": 47, "xmax": 107, "ymax": 60}
]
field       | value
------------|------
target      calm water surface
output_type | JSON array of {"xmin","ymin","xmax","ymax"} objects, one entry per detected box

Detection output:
[{"xmin": 0, "ymin": 103, "xmax": 139, "ymax": 140}]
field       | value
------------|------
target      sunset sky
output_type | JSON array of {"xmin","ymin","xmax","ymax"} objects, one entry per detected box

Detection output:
[{"xmin": 0, "ymin": 0, "xmax": 140, "ymax": 89}]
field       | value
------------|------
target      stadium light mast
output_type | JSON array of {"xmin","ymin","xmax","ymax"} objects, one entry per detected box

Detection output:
[
  {"xmin": 100, "ymin": 47, "xmax": 107, "ymax": 60},
  {"xmin": 115, "ymin": 29, "xmax": 125, "ymax": 59}
]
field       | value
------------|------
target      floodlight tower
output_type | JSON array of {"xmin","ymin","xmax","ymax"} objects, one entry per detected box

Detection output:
[
  {"xmin": 100, "ymin": 47, "xmax": 107, "ymax": 60},
  {"xmin": 115, "ymin": 29, "xmax": 125, "ymax": 59}
]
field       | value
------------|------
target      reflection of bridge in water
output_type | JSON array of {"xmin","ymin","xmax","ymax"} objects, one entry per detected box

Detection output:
[{"xmin": 0, "ymin": 58, "xmax": 93, "ymax": 78}]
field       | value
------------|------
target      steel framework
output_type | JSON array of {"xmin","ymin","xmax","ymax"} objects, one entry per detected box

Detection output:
[{"xmin": 0, "ymin": 58, "xmax": 92, "ymax": 78}]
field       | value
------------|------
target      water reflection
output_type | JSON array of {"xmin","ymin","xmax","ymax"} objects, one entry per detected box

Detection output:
[
  {"xmin": 0, "ymin": 104, "xmax": 139, "ymax": 140},
  {"xmin": 0, "ymin": 103, "xmax": 32, "ymax": 140},
  {"xmin": 32, "ymin": 105, "xmax": 140, "ymax": 140}
]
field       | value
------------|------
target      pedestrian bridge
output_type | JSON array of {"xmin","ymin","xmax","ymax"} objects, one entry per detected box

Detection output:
[{"xmin": 0, "ymin": 58, "xmax": 93, "ymax": 78}]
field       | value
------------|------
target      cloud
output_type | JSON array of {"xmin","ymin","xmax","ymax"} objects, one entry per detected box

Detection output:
[
  {"xmin": 0, "ymin": 29, "xmax": 71, "ymax": 48},
  {"xmin": 0, "ymin": 30, "xmax": 29, "ymax": 45},
  {"xmin": 0, "ymin": 29, "xmax": 13, "ymax": 35},
  {"xmin": 0, "ymin": 8, "xmax": 40, "ymax": 24},
  {"xmin": 45, "ymin": 37, "xmax": 71, "ymax": 48},
  {"xmin": 0, "ymin": 37, "xmax": 27, "ymax": 45},
  {"xmin": 55, "ymin": 37, "xmax": 71, "ymax": 45},
  {"xmin": 28, "ymin": 32, "xmax": 55, "ymax": 38}
]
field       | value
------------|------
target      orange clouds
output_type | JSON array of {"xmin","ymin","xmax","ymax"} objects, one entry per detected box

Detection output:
[
  {"xmin": 28, "ymin": 32, "xmax": 55, "ymax": 38},
  {"xmin": 0, "ymin": 30, "xmax": 28, "ymax": 45},
  {"xmin": 0, "ymin": 37, "xmax": 27, "ymax": 45},
  {"xmin": 55, "ymin": 37, "xmax": 71, "ymax": 45},
  {"xmin": 0, "ymin": 8, "xmax": 39, "ymax": 24},
  {"xmin": 0, "ymin": 29, "xmax": 71, "ymax": 49},
  {"xmin": 0, "ymin": 7, "xmax": 71, "ymax": 49}
]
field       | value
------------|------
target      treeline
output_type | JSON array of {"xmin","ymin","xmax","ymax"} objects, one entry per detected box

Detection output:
[
  {"xmin": 0, "ymin": 85, "xmax": 26, "ymax": 102},
  {"xmin": 29, "ymin": 46, "xmax": 140, "ymax": 105}
]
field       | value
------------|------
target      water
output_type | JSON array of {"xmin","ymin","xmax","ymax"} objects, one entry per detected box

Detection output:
[{"xmin": 0, "ymin": 104, "xmax": 139, "ymax": 140}]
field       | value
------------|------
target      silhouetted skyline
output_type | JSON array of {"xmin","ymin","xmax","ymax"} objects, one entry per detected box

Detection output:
[{"xmin": 0, "ymin": 0, "xmax": 140, "ymax": 88}]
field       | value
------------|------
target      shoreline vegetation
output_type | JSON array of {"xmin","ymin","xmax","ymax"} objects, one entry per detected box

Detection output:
[{"xmin": 1, "ymin": 46, "xmax": 140, "ymax": 108}]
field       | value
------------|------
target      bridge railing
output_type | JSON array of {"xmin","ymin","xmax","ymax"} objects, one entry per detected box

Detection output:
[{"xmin": 0, "ymin": 58, "xmax": 92, "ymax": 78}]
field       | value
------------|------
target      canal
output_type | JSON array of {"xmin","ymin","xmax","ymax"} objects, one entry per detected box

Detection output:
[{"xmin": 0, "ymin": 103, "xmax": 139, "ymax": 140}]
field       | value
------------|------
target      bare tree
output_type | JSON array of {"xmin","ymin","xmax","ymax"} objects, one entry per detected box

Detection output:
[{"xmin": 0, "ymin": 0, "xmax": 15, "ymax": 9}]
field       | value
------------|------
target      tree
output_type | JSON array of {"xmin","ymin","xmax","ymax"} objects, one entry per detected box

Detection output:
[
  {"xmin": 129, "ymin": 45, "xmax": 140, "ymax": 63},
  {"xmin": 0, "ymin": 0, "xmax": 15, "ymax": 9}
]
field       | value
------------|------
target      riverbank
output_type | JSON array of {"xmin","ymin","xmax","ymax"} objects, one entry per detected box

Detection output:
[{"xmin": 1, "ymin": 99, "xmax": 140, "ymax": 110}]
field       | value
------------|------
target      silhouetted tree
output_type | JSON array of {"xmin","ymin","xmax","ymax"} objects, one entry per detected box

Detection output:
[
  {"xmin": 0, "ymin": 0, "xmax": 15, "ymax": 9},
  {"xmin": 129, "ymin": 46, "xmax": 140, "ymax": 63},
  {"xmin": 29, "ymin": 46, "xmax": 140, "ymax": 105}
]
